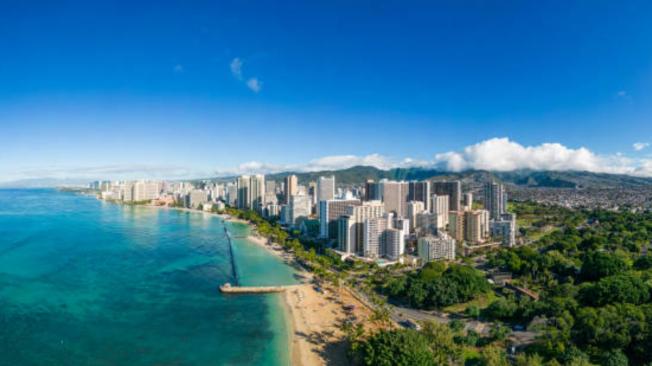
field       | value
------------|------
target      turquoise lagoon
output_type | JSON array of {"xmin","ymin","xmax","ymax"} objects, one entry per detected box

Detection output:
[{"xmin": 0, "ymin": 189, "xmax": 298, "ymax": 366}]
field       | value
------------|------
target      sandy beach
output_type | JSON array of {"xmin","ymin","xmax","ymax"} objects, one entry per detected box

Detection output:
[
  {"xmin": 244, "ymin": 234, "xmax": 376, "ymax": 366},
  {"xmin": 283, "ymin": 283, "xmax": 375, "ymax": 366}
]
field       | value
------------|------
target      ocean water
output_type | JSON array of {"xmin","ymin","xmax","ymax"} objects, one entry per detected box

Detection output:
[{"xmin": 0, "ymin": 189, "xmax": 298, "ymax": 366}]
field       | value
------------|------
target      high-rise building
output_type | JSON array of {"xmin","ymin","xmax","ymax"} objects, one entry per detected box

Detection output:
[
  {"xmin": 407, "ymin": 201, "xmax": 425, "ymax": 232},
  {"xmin": 432, "ymin": 181, "xmax": 462, "ymax": 211},
  {"xmin": 463, "ymin": 193, "xmax": 473, "ymax": 211},
  {"xmin": 431, "ymin": 194, "xmax": 450, "ymax": 227},
  {"xmin": 226, "ymin": 183, "xmax": 238, "ymax": 206},
  {"xmin": 249, "ymin": 174, "xmax": 265, "ymax": 212},
  {"xmin": 284, "ymin": 175, "xmax": 298, "ymax": 204},
  {"xmin": 237, "ymin": 175, "xmax": 250, "ymax": 209},
  {"xmin": 120, "ymin": 182, "xmax": 135, "ymax": 202},
  {"xmin": 289, "ymin": 194, "xmax": 311, "ymax": 227},
  {"xmin": 338, "ymin": 201, "xmax": 385, "ymax": 255},
  {"xmin": 317, "ymin": 176, "xmax": 335, "ymax": 206},
  {"xmin": 484, "ymin": 182, "xmax": 507, "ymax": 220},
  {"xmin": 448, "ymin": 211, "xmax": 465, "ymax": 242},
  {"xmin": 418, "ymin": 233, "xmax": 456, "ymax": 262},
  {"xmin": 308, "ymin": 182, "xmax": 319, "ymax": 216},
  {"xmin": 265, "ymin": 180, "xmax": 276, "ymax": 194},
  {"xmin": 491, "ymin": 213, "xmax": 517, "ymax": 247},
  {"xmin": 363, "ymin": 216, "xmax": 390, "ymax": 258},
  {"xmin": 416, "ymin": 212, "xmax": 444, "ymax": 236},
  {"xmin": 381, "ymin": 180, "xmax": 409, "ymax": 217},
  {"xmin": 465, "ymin": 209, "xmax": 490, "ymax": 244},
  {"xmin": 319, "ymin": 199, "xmax": 361, "ymax": 239},
  {"xmin": 384, "ymin": 228, "xmax": 405, "ymax": 260},
  {"xmin": 133, "ymin": 181, "xmax": 162, "ymax": 202},
  {"xmin": 189, "ymin": 189, "xmax": 209, "ymax": 208},
  {"xmin": 364, "ymin": 180, "xmax": 382, "ymax": 201},
  {"xmin": 408, "ymin": 181, "xmax": 431, "ymax": 212}
]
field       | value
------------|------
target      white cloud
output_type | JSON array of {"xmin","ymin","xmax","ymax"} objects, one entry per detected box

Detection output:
[
  {"xmin": 633, "ymin": 142, "xmax": 649, "ymax": 151},
  {"xmin": 218, "ymin": 138, "xmax": 652, "ymax": 178},
  {"xmin": 230, "ymin": 57, "xmax": 263, "ymax": 93},
  {"xmin": 433, "ymin": 138, "xmax": 601, "ymax": 172},
  {"xmin": 230, "ymin": 58, "xmax": 243, "ymax": 79},
  {"xmin": 246, "ymin": 78, "xmax": 262, "ymax": 93},
  {"xmin": 219, "ymin": 154, "xmax": 429, "ymax": 176},
  {"xmin": 8, "ymin": 139, "xmax": 652, "ymax": 183},
  {"xmin": 433, "ymin": 137, "xmax": 652, "ymax": 176}
]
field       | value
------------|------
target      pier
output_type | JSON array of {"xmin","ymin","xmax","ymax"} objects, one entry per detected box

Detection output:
[
  {"xmin": 219, "ymin": 283, "xmax": 299, "ymax": 294},
  {"xmin": 224, "ymin": 228, "xmax": 239, "ymax": 285}
]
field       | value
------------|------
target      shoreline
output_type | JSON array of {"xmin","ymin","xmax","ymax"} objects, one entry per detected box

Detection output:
[{"xmin": 97, "ymin": 199, "xmax": 369, "ymax": 366}]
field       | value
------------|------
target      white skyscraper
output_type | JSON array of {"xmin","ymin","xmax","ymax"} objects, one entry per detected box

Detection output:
[
  {"xmin": 133, "ymin": 181, "xmax": 162, "ymax": 202},
  {"xmin": 317, "ymin": 176, "xmax": 335, "ymax": 206},
  {"xmin": 289, "ymin": 194, "xmax": 311, "ymax": 227},
  {"xmin": 407, "ymin": 201, "xmax": 425, "ymax": 232},
  {"xmin": 418, "ymin": 233, "xmax": 456, "ymax": 262},
  {"xmin": 385, "ymin": 228, "xmax": 405, "ymax": 260},
  {"xmin": 338, "ymin": 201, "xmax": 385, "ymax": 255},
  {"xmin": 431, "ymin": 194, "xmax": 450, "ymax": 227}
]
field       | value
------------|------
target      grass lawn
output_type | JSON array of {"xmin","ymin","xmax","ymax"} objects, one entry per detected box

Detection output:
[
  {"xmin": 462, "ymin": 347, "xmax": 481, "ymax": 365},
  {"xmin": 442, "ymin": 291, "xmax": 497, "ymax": 314}
]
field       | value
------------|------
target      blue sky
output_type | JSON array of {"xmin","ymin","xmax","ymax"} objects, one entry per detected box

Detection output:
[{"xmin": 2, "ymin": 1, "xmax": 652, "ymax": 181}]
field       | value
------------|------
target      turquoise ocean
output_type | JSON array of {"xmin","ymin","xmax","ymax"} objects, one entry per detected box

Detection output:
[{"xmin": 0, "ymin": 189, "xmax": 298, "ymax": 366}]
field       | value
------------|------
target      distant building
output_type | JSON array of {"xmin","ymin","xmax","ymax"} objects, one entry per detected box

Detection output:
[
  {"xmin": 463, "ymin": 192, "xmax": 473, "ymax": 211},
  {"xmin": 237, "ymin": 175, "xmax": 250, "ymax": 209},
  {"xmin": 432, "ymin": 181, "xmax": 462, "ymax": 211},
  {"xmin": 418, "ymin": 233, "xmax": 456, "ymax": 262},
  {"xmin": 465, "ymin": 209, "xmax": 490, "ymax": 244},
  {"xmin": 385, "ymin": 228, "xmax": 405, "ymax": 260},
  {"xmin": 484, "ymin": 182, "xmax": 506, "ymax": 220},
  {"xmin": 226, "ymin": 183, "xmax": 238, "ymax": 206},
  {"xmin": 338, "ymin": 201, "xmax": 385, "ymax": 255},
  {"xmin": 319, "ymin": 199, "xmax": 361, "ymax": 239},
  {"xmin": 381, "ymin": 180, "xmax": 409, "ymax": 217},
  {"xmin": 133, "ymin": 181, "xmax": 162, "ymax": 202},
  {"xmin": 408, "ymin": 181, "xmax": 431, "ymax": 212},
  {"xmin": 264, "ymin": 203, "xmax": 280, "ymax": 218},
  {"xmin": 416, "ymin": 211, "xmax": 443, "ymax": 236},
  {"xmin": 120, "ymin": 182, "xmax": 135, "ymax": 202},
  {"xmin": 365, "ymin": 179, "xmax": 382, "ymax": 201},
  {"xmin": 407, "ymin": 201, "xmax": 425, "ymax": 232},
  {"xmin": 236, "ymin": 175, "xmax": 265, "ymax": 212},
  {"xmin": 363, "ymin": 216, "xmax": 390, "ymax": 258},
  {"xmin": 317, "ymin": 176, "xmax": 336, "ymax": 210},
  {"xmin": 491, "ymin": 213, "xmax": 517, "ymax": 247},
  {"xmin": 249, "ymin": 175, "xmax": 265, "ymax": 212},
  {"xmin": 284, "ymin": 175, "xmax": 298, "ymax": 204},
  {"xmin": 448, "ymin": 211, "xmax": 465, "ymax": 242},
  {"xmin": 431, "ymin": 194, "xmax": 450, "ymax": 227},
  {"xmin": 189, "ymin": 189, "xmax": 209, "ymax": 208},
  {"xmin": 289, "ymin": 194, "xmax": 311, "ymax": 227}
]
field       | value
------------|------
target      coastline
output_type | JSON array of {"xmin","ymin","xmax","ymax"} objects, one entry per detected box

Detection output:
[{"xmin": 97, "ymin": 199, "xmax": 372, "ymax": 366}]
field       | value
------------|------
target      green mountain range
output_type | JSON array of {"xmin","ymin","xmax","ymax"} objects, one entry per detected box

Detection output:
[{"xmin": 251, "ymin": 166, "xmax": 652, "ymax": 189}]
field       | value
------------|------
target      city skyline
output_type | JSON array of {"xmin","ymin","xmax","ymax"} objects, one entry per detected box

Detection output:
[{"xmin": 3, "ymin": 1, "xmax": 652, "ymax": 182}]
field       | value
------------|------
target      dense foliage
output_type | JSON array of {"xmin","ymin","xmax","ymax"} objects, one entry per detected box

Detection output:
[
  {"xmin": 486, "ymin": 206, "xmax": 652, "ymax": 365},
  {"xmin": 380, "ymin": 262, "xmax": 490, "ymax": 309}
]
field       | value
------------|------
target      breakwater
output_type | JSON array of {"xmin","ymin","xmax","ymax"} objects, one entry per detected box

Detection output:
[
  {"xmin": 224, "ymin": 227, "xmax": 239, "ymax": 286},
  {"xmin": 219, "ymin": 283, "xmax": 299, "ymax": 294}
]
